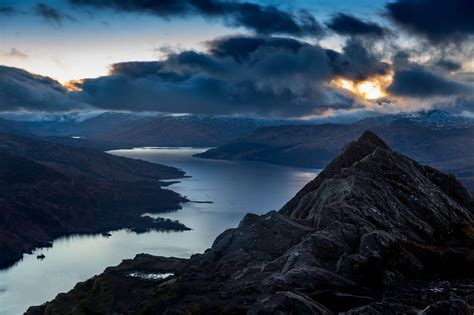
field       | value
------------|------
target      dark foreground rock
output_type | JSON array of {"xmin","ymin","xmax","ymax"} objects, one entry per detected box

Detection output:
[{"xmin": 27, "ymin": 131, "xmax": 474, "ymax": 314}]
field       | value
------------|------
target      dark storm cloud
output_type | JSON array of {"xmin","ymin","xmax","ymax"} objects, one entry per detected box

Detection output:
[
  {"xmin": 0, "ymin": 66, "xmax": 88, "ymax": 112},
  {"xmin": 72, "ymin": 36, "xmax": 361, "ymax": 117},
  {"xmin": 226, "ymin": 5, "xmax": 323, "ymax": 37},
  {"xmin": 207, "ymin": 36, "xmax": 390, "ymax": 81},
  {"xmin": 389, "ymin": 65, "xmax": 473, "ymax": 97},
  {"xmin": 207, "ymin": 36, "xmax": 305, "ymax": 62},
  {"xmin": 35, "ymin": 3, "xmax": 75, "ymax": 26},
  {"xmin": 326, "ymin": 13, "xmax": 386, "ymax": 37},
  {"xmin": 76, "ymin": 73, "xmax": 325, "ymax": 117},
  {"xmin": 326, "ymin": 39, "xmax": 391, "ymax": 81},
  {"xmin": 165, "ymin": 51, "xmax": 230, "ymax": 75},
  {"xmin": 56, "ymin": 35, "xmax": 412, "ymax": 117},
  {"xmin": 2, "ymin": 35, "xmax": 388, "ymax": 116},
  {"xmin": 79, "ymin": 37, "xmax": 472, "ymax": 115},
  {"xmin": 386, "ymin": 0, "xmax": 474, "ymax": 43},
  {"xmin": 110, "ymin": 61, "xmax": 163, "ymax": 78},
  {"xmin": 69, "ymin": 0, "xmax": 323, "ymax": 37},
  {"xmin": 3, "ymin": 27, "xmax": 472, "ymax": 116}
]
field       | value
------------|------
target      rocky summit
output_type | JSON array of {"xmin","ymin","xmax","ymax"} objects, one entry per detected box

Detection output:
[{"xmin": 27, "ymin": 131, "xmax": 474, "ymax": 314}]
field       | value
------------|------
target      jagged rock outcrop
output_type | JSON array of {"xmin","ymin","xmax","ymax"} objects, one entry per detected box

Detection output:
[{"xmin": 27, "ymin": 131, "xmax": 474, "ymax": 314}]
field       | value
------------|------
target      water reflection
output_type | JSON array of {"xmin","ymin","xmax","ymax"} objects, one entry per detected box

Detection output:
[{"xmin": 0, "ymin": 147, "xmax": 318, "ymax": 315}]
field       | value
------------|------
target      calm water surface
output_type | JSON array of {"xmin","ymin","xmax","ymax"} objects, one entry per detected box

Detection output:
[{"xmin": 0, "ymin": 147, "xmax": 318, "ymax": 315}]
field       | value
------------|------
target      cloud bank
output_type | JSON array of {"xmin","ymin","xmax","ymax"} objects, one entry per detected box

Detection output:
[
  {"xmin": 0, "ymin": 1, "xmax": 472, "ymax": 118},
  {"xmin": 68, "ymin": 35, "xmax": 403, "ymax": 117},
  {"xmin": 1, "ymin": 30, "xmax": 472, "ymax": 117},
  {"xmin": 389, "ymin": 65, "xmax": 473, "ymax": 97},
  {"xmin": 69, "ymin": 0, "xmax": 323, "ymax": 37},
  {"xmin": 386, "ymin": 0, "xmax": 474, "ymax": 43},
  {"xmin": 327, "ymin": 13, "xmax": 386, "ymax": 37},
  {"xmin": 0, "ymin": 66, "xmax": 88, "ymax": 112}
]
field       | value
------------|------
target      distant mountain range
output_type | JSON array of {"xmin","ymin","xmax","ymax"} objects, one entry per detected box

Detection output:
[
  {"xmin": 7, "ymin": 112, "xmax": 294, "ymax": 148},
  {"xmin": 196, "ymin": 110, "xmax": 474, "ymax": 190},
  {"xmin": 2, "ymin": 110, "xmax": 473, "ymax": 190},
  {"xmin": 0, "ymin": 132, "xmax": 188, "ymax": 268}
]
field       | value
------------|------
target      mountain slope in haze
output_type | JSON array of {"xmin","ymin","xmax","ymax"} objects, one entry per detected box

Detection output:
[
  {"xmin": 197, "ymin": 111, "xmax": 474, "ymax": 190},
  {"xmin": 16, "ymin": 112, "xmax": 292, "ymax": 148},
  {"xmin": 0, "ymin": 131, "xmax": 182, "ymax": 181},
  {"xmin": 0, "ymin": 132, "xmax": 188, "ymax": 268},
  {"xmin": 0, "ymin": 114, "xmax": 127, "ymax": 151},
  {"xmin": 81, "ymin": 113, "xmax": 282, "ymax": 147},
  {"xmin": 0, "ymin": 117, "xmax": 33, "ymax": 136},
  {"xmin": 27, "ymin": 131, "xmax": 474, "ymax": 314}
]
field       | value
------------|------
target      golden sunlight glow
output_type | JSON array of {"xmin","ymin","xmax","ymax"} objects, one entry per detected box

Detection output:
[
  {"xmin": 331, "ymin": 71, "xmax": 393, "ymax": 100},
  {"xmin": 63, "ymin": 80, "xmax": 84, "ymax": 91}
]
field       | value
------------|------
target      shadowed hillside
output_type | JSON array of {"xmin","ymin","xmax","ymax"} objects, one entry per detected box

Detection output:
[
  {"xmin": 0, "ymin": 133, "xmax": 188, "ymax": 268},
  {"xmin": 197, "ymin": 111, "xmax": 474, "ymax": 190}
]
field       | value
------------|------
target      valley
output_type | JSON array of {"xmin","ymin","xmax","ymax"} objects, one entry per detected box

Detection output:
[{"xmin": 0, "ymin": 146, "xmax": 317, "ymax": 315}]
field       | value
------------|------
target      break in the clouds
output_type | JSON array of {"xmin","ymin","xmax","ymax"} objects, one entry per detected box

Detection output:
[
  {"xmin": 69, "ymin": 0, "xmax": 323, "ymax": 37},
  {"xmin": 326, "ymin": 13, "xmax": 386, "ymax": 37},
  {"xmin": 386, "ymin": 0, "xmax": 474, "ymax": 43}
]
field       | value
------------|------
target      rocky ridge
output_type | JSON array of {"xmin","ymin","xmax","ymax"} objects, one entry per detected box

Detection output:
[{"xmin": 27, "ymin": 131, "xmax": 474, "ymax": 314}]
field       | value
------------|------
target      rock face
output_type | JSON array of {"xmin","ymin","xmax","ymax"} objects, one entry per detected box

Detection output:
[{"xmin": 27, "ymin": 131, "xmax": 474, "ymax": 314}]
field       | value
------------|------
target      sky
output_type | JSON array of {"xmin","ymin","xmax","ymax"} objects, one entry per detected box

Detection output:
[
  {"xmin": 0, "ymin": 0, "xmax": 473, "ymax": 119},
  {"xmin": 0, "ymin": 0, "xmax": 390, "ymax": 82}
]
